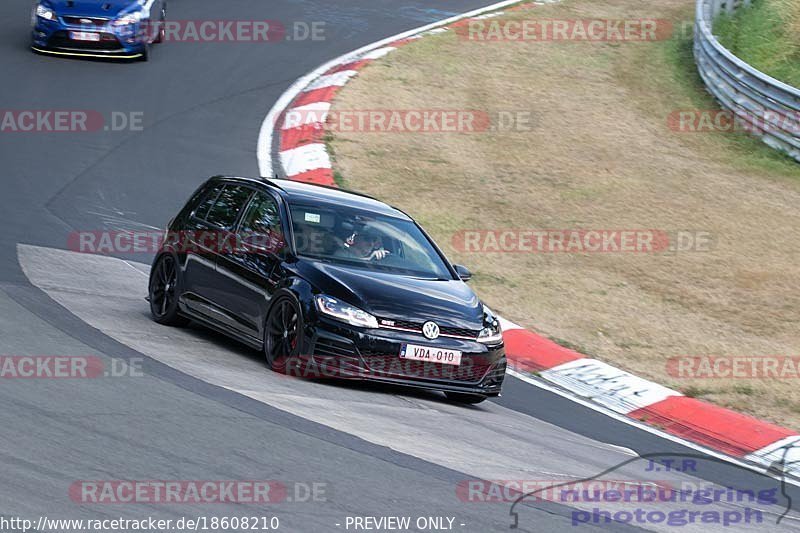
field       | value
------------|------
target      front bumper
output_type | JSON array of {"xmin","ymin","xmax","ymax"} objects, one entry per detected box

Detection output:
[
  {"xmin": 31, "ymin": 17, "xmax": 147, "ymax": 59},
  {"xmin": 293, "ymin": 318, "xmax": 506, "ymax": 397}
]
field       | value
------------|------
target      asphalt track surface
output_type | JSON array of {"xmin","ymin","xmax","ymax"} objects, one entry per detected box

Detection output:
[{"xmin": 2, "ymin": 1, "xmax": 799, "ymax": 532}]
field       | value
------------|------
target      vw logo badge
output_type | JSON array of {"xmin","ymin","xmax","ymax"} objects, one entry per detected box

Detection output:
[
  {"xmin": 422, "ymin": 321, "xmax": 440, "ymax": 340},
  {"xmin": 80, "ymin": 18, "xmax": 93, "ymax": 24}
]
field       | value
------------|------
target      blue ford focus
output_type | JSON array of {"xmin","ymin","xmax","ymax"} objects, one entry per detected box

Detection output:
[{"xmin": 31, "ymin": 0, "xmax": 166, "ymax": 61}]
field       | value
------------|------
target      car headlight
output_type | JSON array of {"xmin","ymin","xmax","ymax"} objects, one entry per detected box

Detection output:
[
  {"xmin": 113, "ymin": 11, "xmax": 142, "ymax": 26},
  {"xmin": 35, "ymin": 4, "xmax": 57, "ymax": 21},
  {"xmin": 477, "ymin": 305, "xmax": 503, "ymax": 344},
  {"xmin": 315, "ymin": 295, "xmax": 378, "ymax": 328}
]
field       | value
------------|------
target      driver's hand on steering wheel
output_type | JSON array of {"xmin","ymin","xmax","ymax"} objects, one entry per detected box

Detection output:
[{"xmin": 367, "ymin": 249, "xmax": 391, "ymax": 261}]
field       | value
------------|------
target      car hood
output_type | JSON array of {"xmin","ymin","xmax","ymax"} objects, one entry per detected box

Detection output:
[
  {"xmin": 296, "ymin": 260, "xmax": 483, "ymax": 328},
  {"xmin": 48, "ymin": 0, "xmax": 141, "ymax": 18}
]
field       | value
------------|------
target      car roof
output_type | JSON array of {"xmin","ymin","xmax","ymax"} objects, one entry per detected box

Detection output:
[{"xmin": 216, "ymin": 176, "xmax": 411, "ymax": 220}]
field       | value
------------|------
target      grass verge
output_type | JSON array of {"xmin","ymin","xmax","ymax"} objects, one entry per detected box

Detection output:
[
  {"xmin": 328, "ymin": 0, "xmax": 800, "ymax": 428},
  {"xmin": 714, "ymin": 0, "xmax": 800, "ymax": 87}
]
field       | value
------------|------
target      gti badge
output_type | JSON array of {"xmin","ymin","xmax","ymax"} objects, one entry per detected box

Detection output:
[{"xmin": 422, "ymin": 321, "xmax": 440, "ymax": 340}]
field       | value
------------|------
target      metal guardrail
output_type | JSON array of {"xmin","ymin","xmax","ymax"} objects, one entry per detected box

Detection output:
[{"xmin": 694, "ymin": 0, "xmax": 800, "ymax": 162}]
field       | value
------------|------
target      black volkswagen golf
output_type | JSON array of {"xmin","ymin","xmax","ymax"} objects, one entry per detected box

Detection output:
[{"xmin": 149, "ymin": 176, "xmax": 505, "ymax": 403}]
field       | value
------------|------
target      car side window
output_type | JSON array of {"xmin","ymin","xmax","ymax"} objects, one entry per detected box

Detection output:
[
  {"xmin": 205, "ymin": 185, "xmax": 252, "ymax": 230},
  {"xmin": 191, "ymin": 184, "xmax": 224, "ymax": 221},
  {"xmin": 238, "ymin": 192, "xmax": 286, "ymax": 255}
]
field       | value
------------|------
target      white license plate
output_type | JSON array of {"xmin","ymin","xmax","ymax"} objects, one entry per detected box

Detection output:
[
  {"xmin": 400, "ymin": 344, "xmax": 462, "ymax": 366},
  {"xmin": 70, "ymin": 31, "xmax": 100, "ymax": 42}
]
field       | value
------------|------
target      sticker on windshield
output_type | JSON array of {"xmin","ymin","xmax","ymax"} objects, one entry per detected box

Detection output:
[{"xmin": 305, "ymin": 212, "xmax": 321, "ymax": 223}]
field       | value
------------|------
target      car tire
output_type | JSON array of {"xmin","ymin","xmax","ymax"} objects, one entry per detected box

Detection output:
[
  {"xmin": 153, "ymin": 8, "xmax": 166, "ymax": 43},
  {"xmin": 444, "ymin": 392, "xmax": 487, "ymax": 404},
  {"xmin": 148, "ymin": 254, "xmax": 189, "ymax": 326},
  {"xmin": 139, "ymin": 41, "xmax": 151, "ymax": 61},
  {"xmin": 263, "ymin": 295, "xmax": 304, "ymax": 372}
]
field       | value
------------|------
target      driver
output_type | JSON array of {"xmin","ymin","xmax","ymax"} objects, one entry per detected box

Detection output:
[{"xmin": 340, "ymin": 229, "xmax": 390, "ymax": 261}]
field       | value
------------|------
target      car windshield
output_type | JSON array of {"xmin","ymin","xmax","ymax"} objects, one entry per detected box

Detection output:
[{"xmin": 288, "ymin": 203, "xmax": 453, "ymax": 280}]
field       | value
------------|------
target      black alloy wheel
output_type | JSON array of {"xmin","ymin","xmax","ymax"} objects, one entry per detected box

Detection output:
[
  {"xmin": 149, "ymin": 254, "xmax": 188, "ymax": 326},
  {"xmin": 264, "ymin": 297, "xmax": 303, "ymax": 371}
]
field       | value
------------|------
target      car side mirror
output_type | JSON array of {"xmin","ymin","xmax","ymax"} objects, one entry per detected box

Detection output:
[{"xmin": 454, "ymin": 264, "xmax": 472, "ymax": 282}]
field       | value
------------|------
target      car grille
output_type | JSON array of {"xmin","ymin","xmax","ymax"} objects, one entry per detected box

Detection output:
[
  {"xmin": 303, "ymin": 338, "xmax": 363, "ymax": 378},
  {"xmin": 310, "ymin": 339, "xmax": 501, "ymax": 384},
  {"xmin": 62, "ymin": 16, "xmax": 109, "ymax": 27},
  {"xmin": 313, "ymin": 338, "xmax": 358, "ymax": 359},
  {"xmin": 48, "ymin": 31, "xmax": 122, "ymax": 51},
  {"xmin": 360, "ymin": 350, "xmax": 492, "ymax": 383},
  {"xmin": 484, "ymin": 358, "xmax": 507, "ymax": 386},
  {"xmin": 441, "ymin": 326, "xmax": 481, "ymax": 338},
  {"xmin": 377, "ymin": 318, "xmax": 479, "ymax": 340}
]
